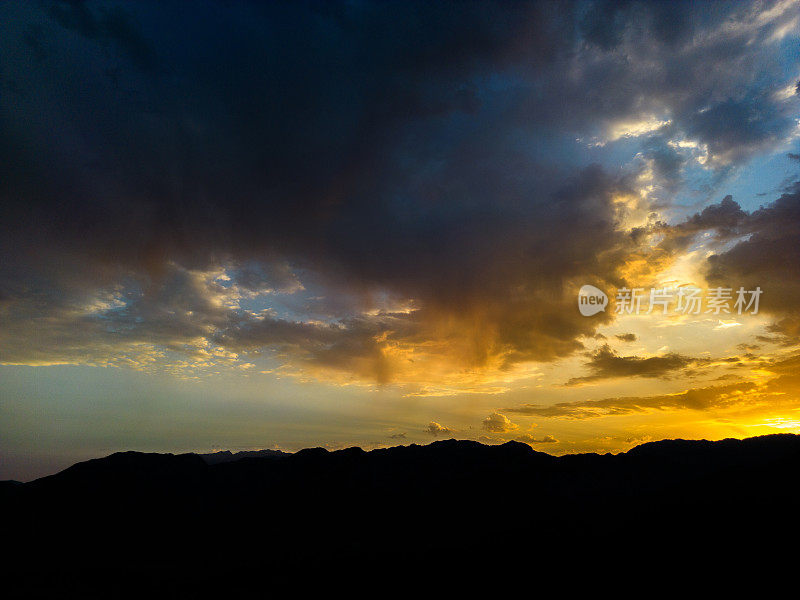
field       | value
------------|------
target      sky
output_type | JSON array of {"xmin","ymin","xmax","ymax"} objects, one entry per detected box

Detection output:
[{"xmin": 1, "ymin": 0, "xmax": 800, "ymax": 481}]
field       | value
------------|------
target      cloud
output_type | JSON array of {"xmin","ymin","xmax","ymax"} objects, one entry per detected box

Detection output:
[
  {"xmin": 476, "ymin": 436, "xmax": 505, "ymax": 445},
  {"xmin": 1, "ymin": 1, "xmax": 799, "ymax": 383},
  {"xmin": 704, "ymin": 183, "xmax": 800, "ymax": 320},
  {"xmin": 508, "ymin": 381, "xmax": 760, "ymax": 420},
  {"xmin": 682, "ymin": 195, "xmax": 749, "ymax": 236},
  {"xmin": 626, "ymin": 184, "xmax": 800, "ymax": 351},
  {"xmin": 509, "ymin": 352, "xmax": 800, "ymax": 419},
  {"xmin": 426, "ymin": 422, "xmax": 453, "ymax": 437},
  {"xmin": 615, "ymin": 333, "xmax": 637, "ymax": 342},
  {"xmin": 516, "ymin": 434, "xmax": 558, "ymax": 445},
  {"xmin": 762, "ymin": 318, "xmax": 800, "ymax": 346},
  {"xmin": 481, "ymin": 413, "xmax": 519, "ymax": 433},
  {"xmin": 650, "ymin": 186, "xmax": 800, "ymax": 313},
  {"xmin": 566, "ymin": 344, "xmax": 709, "ymax": 385}
]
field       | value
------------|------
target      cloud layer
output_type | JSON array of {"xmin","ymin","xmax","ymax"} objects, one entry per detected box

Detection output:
[{"xmin": 1, "ymin": 1, "xmax": 798, "ymax": 387}]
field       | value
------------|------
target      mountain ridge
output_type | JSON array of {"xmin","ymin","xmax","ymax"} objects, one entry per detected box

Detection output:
[
  {"xmin": 10, "ymin": 432, "xmax": 800, "ymax": 488},
  {"xmin": 4, "ymin": 433, "xmax": 799, "ymax": 591}
]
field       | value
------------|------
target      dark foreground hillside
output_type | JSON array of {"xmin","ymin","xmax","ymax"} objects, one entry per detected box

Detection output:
[{"xmin": 3, "ymin": 434, "xmax": 800, "ymax": 594}]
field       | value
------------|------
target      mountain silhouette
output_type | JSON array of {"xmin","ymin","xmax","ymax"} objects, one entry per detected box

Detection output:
[
  {"xmin": 197, "ymin": 448, "xmax": 288, "ymax": 465},
  {"xmin": 3, "ymin": 434, "xmax": 799, "ymax": 593}
]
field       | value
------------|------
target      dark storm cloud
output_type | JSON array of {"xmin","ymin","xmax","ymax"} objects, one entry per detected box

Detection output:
[
  {"xmin": 653, "ymin": 180, "xmax": 800, "ymax": 343},
  {"xmin": 705, "ymin": 183, "xmax": 800, "ymax": 314},
  {"xmin": 633, "ymin": 178, "xmax": 800, "ymax": 339},
  {"xmin": 684, "ymin": 195, "xmax": 749, "ymax": 234},
  {"xmin": 646, "ymin": 193, "xmax": 751, "ymax": 257},
  {"xmin": 1, "ymin": 1, "xmax": 798, "ymax": 379},
  {"xmin": 684, "ymin": 93, "xmax": 796, "ymax": 166},
  {"xmin": 215, "ymin": 310, "xmax": 419, "ymax": 383},
  {"xmin": 42, "ymin": 0, "xmax": 157, "ymax": 70},
  {"xmin": 566, "ymin": 344, "xmax": 710, "ymax": 385},
  {"xmin": 700, "ymin": 182, "xmax": 800, "ymax": 344},
  {"xmin": 640, "ymin": 132, "xmax": 689, "ymax": 192}
]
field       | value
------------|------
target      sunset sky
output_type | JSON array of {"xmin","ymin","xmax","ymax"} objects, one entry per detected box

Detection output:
[{"xmin": 2, "ymin": 0, "xmax": 800, "ymax": 481}]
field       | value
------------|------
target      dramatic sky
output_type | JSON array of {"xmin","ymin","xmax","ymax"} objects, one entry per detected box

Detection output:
[{"xmin": 2, "ymin": 0, "xmax": 800, "ymax": 480}]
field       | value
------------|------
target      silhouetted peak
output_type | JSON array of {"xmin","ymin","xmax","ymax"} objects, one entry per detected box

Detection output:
[
  {"xmin": 199, "ymin": 448, "xmax": 288, "ymax": 465},
  {"xmin": 292, "ymin": 447, "xmax": 329, "ymax": 460},
  {"xmin": 29, "ymin": 450, "xmax": 207, "ymax": 491},
  {"xmin": 622, "ymin": 434, "xmax": 800, "ymax": 469},
  {"xmin": 625, "ymin": 438, "xmax": 721, "ymax": 457},
  {"xmin": 496, "ymin": 440, "xmax": 537, "ymax": 454},
  {"xmin": 427, "ymin": 438, "xmax": 485, "ymax": 451},
  {"xmin": 0, "ymin": 480, "xmax": 22, "ymax": 497},
  {"xmin": 332, "ymin": 446, "xmax": 366, "ymax": 458},
  {"xmin": 741, "ymin": 433, "xmax": 800, "ymax": 446}
]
